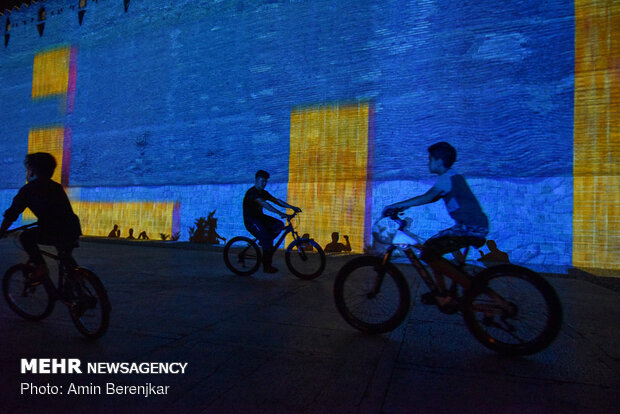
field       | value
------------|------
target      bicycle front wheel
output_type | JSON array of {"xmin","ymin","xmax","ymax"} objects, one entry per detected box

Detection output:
[
  {"xmin": 285, "ymin": 238, "xmax": 326, "ymax": 280},
  {"xmin": 67, "ymin": 268, "xmax": 111, "ymax": 339},
  {"xmin": 223, "ymin": 236, "xmax": 262, "ymax": 276},
  {"xmin": 3, "ymin": 264, "xmax": 54, "ymax": 320},
  {"xmin": 334, "ymin": 256, "xmax": 410, "ymax": 334},
  {"xmin": 462, "ymin": 264, "xmax": 563, "ymax": 356}
]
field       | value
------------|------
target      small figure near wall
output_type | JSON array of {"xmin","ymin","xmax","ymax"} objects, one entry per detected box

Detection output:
[
  {"xmin": 324, "ymin": 232, "xmax": 352, "ymax": 253},
  {"xmin": 206, "ymin": 210, "xmax": 226, "ymax": 244},
  {"xmin": 137, "ymin": 231, "xmax": 149, "ymax": 240},
  {"xmin": 127, "ymin": 228, "xmax": 135, "ymax": 240},
  {"xmin": 108, "ymin": 224, "xmax": 120, "ymax": 238},
  {"xmin": 478, "ymin": 240, "xmax": 510, "ymax": 266},
  {"xmin": 299, "ymin": 233, "xmax": 314, "ymax": 251}
]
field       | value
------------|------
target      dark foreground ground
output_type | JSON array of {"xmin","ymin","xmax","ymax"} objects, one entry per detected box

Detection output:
[{"xmin": 0, "ymin": 238, "xmax": 618, "ymax": 414}]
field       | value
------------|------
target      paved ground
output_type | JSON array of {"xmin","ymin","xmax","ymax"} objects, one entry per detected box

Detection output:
[{"xmin": 0, "ymin": 238, "xmax": 618, "ymax": 414}]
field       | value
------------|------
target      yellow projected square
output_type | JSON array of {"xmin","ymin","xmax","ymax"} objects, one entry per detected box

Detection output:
[
  {"xmin": 574, "ymin": 0, "xmax": 620, "ymax": 271},
  {"xmin": 28, "ymin": 127, "xmax": 65, "ymax": 184},
  {"xmin": 71, "ymin": 200, "xmax": 177, "ymax": 239},
  {"xmin": 288, "ymin": 103, "xmax": 370, "ymax": 252},
  {"xmin": 32, "ymin": 46, "xmax": 71, "ymax": 99}
]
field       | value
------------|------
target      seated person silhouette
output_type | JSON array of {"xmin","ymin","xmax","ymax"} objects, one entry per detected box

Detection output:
[
  {"xmin": 299, "ymin": 233, "xmax": 314, "ymax": 251},
  {"xmin": 137, "ymin": 230, "xmax": 149, "ymax": 240},
  {"xmin": 127, "ymin": 228, "xmax": 135, "ymax": 240},
  {"xmin": 206, "ymin": 210, "xmax": 226, "ymax": 244},
  {"xmin": 108, "ymin": 224, "xmax": 120, "ymax": 238},
  {"xmin": 478, "ymin": 240, "xmax": 509, "ymax": 265},
  {"xmin": 324, "ymin": 232, "xmax": 352, "ymax": 253},
  {"xmin": 0, "ymin": 152, "xmax": 82, "ymax": 282}
]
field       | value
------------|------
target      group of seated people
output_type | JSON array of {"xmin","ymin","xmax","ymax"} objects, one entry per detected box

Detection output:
[{"xmin": 108, "ymin": 224, "xmax": 149, "ymax": 240}]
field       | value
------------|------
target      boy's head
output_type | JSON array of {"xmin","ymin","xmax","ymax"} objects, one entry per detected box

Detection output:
[
  {"xmin": 428, "ymin": 142, "xmax": 456, "ymax": 170},
  {"xmin": 25, "ymin": 152, "xmax": 56, "ymax": 180},
  {"xmin": 254, "ymin": 170, "xmax": 270, "ymax": 190},
  {"xmin": 255, "ymin": 170, "xmax": 270, "ymax": 180}
]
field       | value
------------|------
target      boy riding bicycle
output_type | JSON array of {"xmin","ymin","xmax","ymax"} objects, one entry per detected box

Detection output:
[
  {"xmin": 243, "ymin": 170, "xmax": 301, "ymax": 273},
  {"xmin": 382, "ymin": 142, "xmax": 488, "ymax": 306},
  {"xmin": 0, "ymin": 153, "xmax": 82, "ymax": 282}
]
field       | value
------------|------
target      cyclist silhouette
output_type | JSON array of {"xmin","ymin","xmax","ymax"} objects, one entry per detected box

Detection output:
[
  {"xmin": 383, "ymin": 142, "xmax": 488, "ymax": 306},
  {"xmin": 243, "ymin": 170, "xmax": 301, "ymax": 273},
  {"xmin": 0, "ymin": 153, "xmax": 82, "ymax": 282}
]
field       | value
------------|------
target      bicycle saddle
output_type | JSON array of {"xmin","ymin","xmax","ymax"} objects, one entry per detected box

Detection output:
[{"xmin": 464, "ymin": 237, "xmax": 486, "ymax": 249}]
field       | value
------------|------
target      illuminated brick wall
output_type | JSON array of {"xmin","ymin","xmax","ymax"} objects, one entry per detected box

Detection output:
[{"xmin": 0, "ymin": 0, "xmax": 616, "ymax": 271}]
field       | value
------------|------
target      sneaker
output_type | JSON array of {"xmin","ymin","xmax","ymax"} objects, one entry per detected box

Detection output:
[{"xmin": 263, "ymin": 266, "xmax": 279, "ymax": 274}]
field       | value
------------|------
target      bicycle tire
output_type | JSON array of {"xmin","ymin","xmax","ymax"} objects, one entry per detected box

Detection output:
[
  {"xmin": 223, "ymin": 236, "xmax": 262, "ymax": 276},
  {"xmin": 67, "ymin": 268, "xmax": 111, "ymax": 339},
  {"xmin": 334, "ymin": 255, "xmax": 410, "ymax": 334},
  {"xmin": 3, "ymin": 263, "xmax": 55, "ymax": 321},
  {"xmin": 285, "ymin": 238, "xmax": 326, "ymax": 280},
  {"xmin": 462, "ymin": 264, "xmax": 563, "ymax": 356}
]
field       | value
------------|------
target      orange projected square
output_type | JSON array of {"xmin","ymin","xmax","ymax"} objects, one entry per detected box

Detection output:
[
  {"xmin": 71, "ymin": 201, "xmax": 178, "ymax": 239},
  {"xmin": 27, "ymin": 127, "xmax": 65, "ymax": 184},
  {"xmin": 288, "ymin": 103, "xmax": 372, "ymax": 253},
  {"xmin": 32, "ymin": 46, "xmax": 71, "ymax": 99},
  {"xmin": 574, "ymin": 0, "xmax": 620, "ymax": 271}
]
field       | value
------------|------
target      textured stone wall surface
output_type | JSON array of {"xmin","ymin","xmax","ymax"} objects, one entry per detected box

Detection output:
[{"xmin": 0, "ymin": 0, "xmax": 577, "ymax": 270}]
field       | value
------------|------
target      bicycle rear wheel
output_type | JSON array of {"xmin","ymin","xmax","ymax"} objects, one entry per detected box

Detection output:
[
  {"xmin": 334, "ymin": 256, "xmax": 410, "ymax": 334},
  {"xmin": 462, "ymin": 264, "xmax": 563, "ymax": 356},
  {"xmin": 285, "ymin": 238, "xmax": 326, "ymax": 280},
  {"xmin": 67, "ymin": 268, "xmax": 111, "ymax": 339},
  {"xmin": 3, "ymin": 263, "xmax": 54, "ymax": 320},
  {"xmin": 223, "ymin": 236, "xmax": 262, "ymax": 276}
]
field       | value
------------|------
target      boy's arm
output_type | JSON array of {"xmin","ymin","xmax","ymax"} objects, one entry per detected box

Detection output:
[
  {"xmin": 0, "ymin": 189, "xmax": 27, "ymax": 234},
  {"xmin": 256, "ymin": 197, "xmax": 289, "ymax": 219},
  {"xmin": 383, "ymin": 187, "xmax": 443, "ymax": 214},
  {"xmin": 271, "ymin": 196, "xmax": 302, "ymax": 213}
]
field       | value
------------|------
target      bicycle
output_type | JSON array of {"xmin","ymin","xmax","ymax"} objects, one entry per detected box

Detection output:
[
  {"xmin": 333, "ymin": 212, "xmax": 563, "ymax": 356},
  {"xmin": 223, "ymin": 212, "xmax": 326, "ymax": 279},
  {"xmin": 2, "ymin": 223, "xmax": 111, "ymax": 339}
]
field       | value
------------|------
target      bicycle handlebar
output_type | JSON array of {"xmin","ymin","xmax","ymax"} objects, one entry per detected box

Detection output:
[
  {"xmin": 3, "ymin": 222, "xmax": 38, "ymax": 236},
  {"xmin": 382, "ymin": 209, "xmax": 409, "ymax": 231}
]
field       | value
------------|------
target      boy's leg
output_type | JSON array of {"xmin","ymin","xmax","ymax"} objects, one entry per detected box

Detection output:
[
  {"xmin": 19, "ymin": 228, "xmax": 49, "ymax": 280},
  {"xmin": 245, "ymin": 218, "xmax": 278, "ymax": 272},
  {"xmin": 422, "ymin": 237, "xmax": 473, "ymax": 290}
]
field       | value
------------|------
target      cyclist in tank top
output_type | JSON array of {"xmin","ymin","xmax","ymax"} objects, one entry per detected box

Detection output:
[{"xmin": 382, "ymin": 142, "xmax": 489, "ymax": 306}]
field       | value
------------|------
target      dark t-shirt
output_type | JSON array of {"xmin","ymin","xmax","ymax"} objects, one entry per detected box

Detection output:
[
  {"xmin": 243, "ymin": 187, "xmax": 274, "ymax": 221},
  {"xmin": 2, "ymin": 178, "xmax": 82, "ymax": 240}
]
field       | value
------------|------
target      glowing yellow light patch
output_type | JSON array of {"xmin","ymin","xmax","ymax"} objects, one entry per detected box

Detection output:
[
  {"xmin": 71, "ymin": 201, "xmax": 178, "ymax": 239},
  {"xmin": 288, "ymin": 102, "xmax": 371, "ymax": 252},
  {"xmin": 27, "ymin": 126, "xmax": 65, "ymax": 184},
  {"xmin": 573, "ymin": 0, "xmax": 620, "ymax": 271},
  {"xmin": 32, "ymin": 46, "xmax": 71, "ymax": 99}
]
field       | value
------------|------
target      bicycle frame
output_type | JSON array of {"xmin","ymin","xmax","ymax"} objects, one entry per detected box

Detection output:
[
  {"xmin": 378, "ymin": 215, "xmax": 475, "ymax": 297},
  {"xmin": 4, "ymin": 222, "xmax": 76, "ymax": 302},
  {"xmin": 247, "ymin": 213, "xmax": 301, "ymax": 251}
]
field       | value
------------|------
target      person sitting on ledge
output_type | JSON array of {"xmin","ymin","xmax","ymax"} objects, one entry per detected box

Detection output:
[{"xmin": 108, "ymin": 224, "xmax": 120, "ymax": 238}]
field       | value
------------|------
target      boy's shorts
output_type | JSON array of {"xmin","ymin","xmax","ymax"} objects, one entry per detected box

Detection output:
[{"xmin": 421, "ymin": 223, "xmax": 489, "ymax": 261}]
